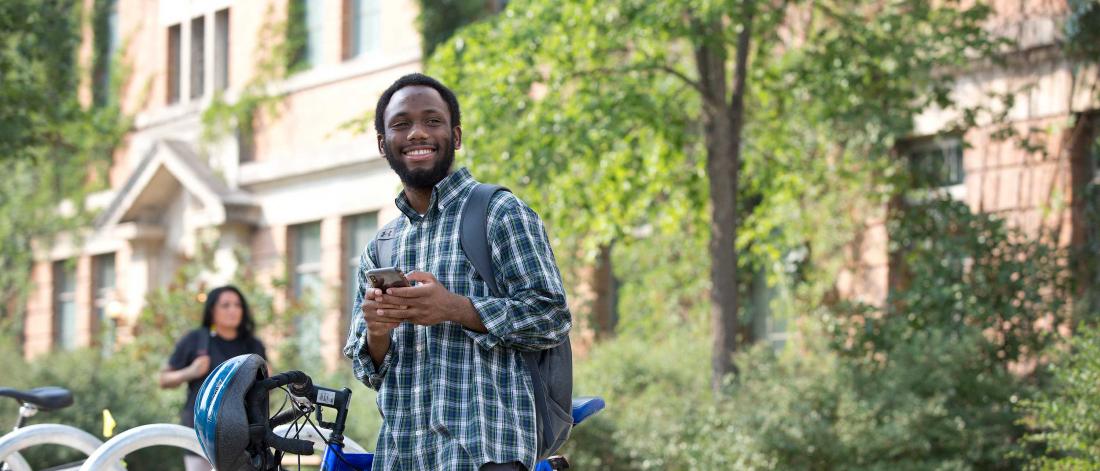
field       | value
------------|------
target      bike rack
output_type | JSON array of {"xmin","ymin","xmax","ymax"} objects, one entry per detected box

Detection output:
[
  {"xmin": 1, "ymin": 452, "xmax": 30, "ymax": 471},
  {"xmin": 78, "ymin": 423, "xmax": 203, "ymax": 471},
  {"xmin": 0, "ymin": 423, "xmax": 117, "ymax": 471}
]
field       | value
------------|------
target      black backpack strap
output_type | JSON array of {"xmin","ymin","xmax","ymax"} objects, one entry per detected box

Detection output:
[
  {"xmin": 459, "ymin": 183, "xmax": 571, "ymax": 458},
  {"xmin": 460, "ymin": 183, "xmax": 509, "ymax": 296}
]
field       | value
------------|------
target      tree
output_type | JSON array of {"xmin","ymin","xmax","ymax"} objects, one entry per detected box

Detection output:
[
  {"xmin": 0, "ymin": 0, "xmax": 128, "ymax": 343},
  {"xmin": 429, "ymin": 0, "xmax": 998, "ymax": 392},
  {"xmin": 416, "ymin": 0, "xmax": 508, "ymax": 59}
]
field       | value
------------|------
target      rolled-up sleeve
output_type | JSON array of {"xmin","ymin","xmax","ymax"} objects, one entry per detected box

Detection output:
[
  {"xmin": 343, "ymin": 243, "xmax": 395, "ymax": 389},
  {"xmin": 465, "ymin": 195, "xmax": 572, "ymax": 352}
]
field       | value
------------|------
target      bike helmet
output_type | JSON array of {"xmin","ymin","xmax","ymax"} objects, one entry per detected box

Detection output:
[{"xmin": 194, "ymin": 353, "xmax": 268, "ymax": 470}]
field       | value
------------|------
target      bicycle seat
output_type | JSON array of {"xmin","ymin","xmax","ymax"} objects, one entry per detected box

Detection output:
[
  {"xmin": 0, "ymin": 387, "xmax": 74, "ymax": 410},
  {"xmin": 570, "ymin": 396, "xmax": 604, "ymax": 425}
]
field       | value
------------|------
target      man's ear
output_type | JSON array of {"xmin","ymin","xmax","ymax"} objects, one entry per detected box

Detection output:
[
  {"xmin": 377, "ymin": 134, "xmax": 385, "ymax": 156},
  {"xmin": 453, "ymin": 126, "xmax": 462, "ymax": 150}
]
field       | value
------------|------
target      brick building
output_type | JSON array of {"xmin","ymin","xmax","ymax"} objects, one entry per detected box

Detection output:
[
  {"xmin": 24, "ymin": 0, "xmax": 422, "ymax": 368},
  {"xmin": 837, "ymin": 0, "xmax": 1098, "ymax": 306},
  {"xmin": 21, "ymin": 0, "xmax": 1099, "ymax": 365}
]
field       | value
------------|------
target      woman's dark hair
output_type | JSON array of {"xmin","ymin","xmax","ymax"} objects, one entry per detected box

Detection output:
[
  {"xmin": 374, "ymin": 73, "xmax": 461, "ymax": 135},
  {"xmin": 201, "ymin": 285, "xmax": 255, "ymax": 339}
]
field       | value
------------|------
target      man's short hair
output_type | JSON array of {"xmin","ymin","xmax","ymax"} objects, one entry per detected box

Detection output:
[{"xmin": 374, "ymin": 73, "xmax": 462, "ymax": 135}]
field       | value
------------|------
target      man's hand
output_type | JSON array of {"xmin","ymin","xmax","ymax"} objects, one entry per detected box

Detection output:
[
  {"xmin": 378, "ymin": 271, "xmax": 487, "ymax": 332},
  {"xmin": 361, "ymin": 288, "xmax": 406, "ymax": 367},
  {"xmin": 362, "ymin": 288, "xmax": 405, "ymax": 336}
]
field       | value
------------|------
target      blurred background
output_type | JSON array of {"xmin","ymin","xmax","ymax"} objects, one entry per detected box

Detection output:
[{"xmin": 1, "ymin": 0, "xmax": 1098, "ymax": 469}]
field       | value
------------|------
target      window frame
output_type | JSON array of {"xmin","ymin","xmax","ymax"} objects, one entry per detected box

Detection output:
[
  {"xmin": 343, "ymin": 212, "xmax": 379, "ymax": 313},
  {"xmin": 52, "ymin": 260, "xmax": 78, "ymax": 351},
  {"xmin": 92, "ymin": 253, "xmax": 117, "ymax": 353},
  {"xmin": 167, "ymin": 24, "xmax": 182, "ymax": 104},
  {"xmin": 289, "ymin": 221, "xmax": 323, "ymax": 301},
  {"xmin": 214, "ymin": 8, "xmax": 230, "ymax": 91},
  {"xmin": 189, "ymin": 15, "xmax": 206, "ymax": 99},
  {"xmin": 901, "ymin": 134, "xmax": 966, "ymax": 202}
]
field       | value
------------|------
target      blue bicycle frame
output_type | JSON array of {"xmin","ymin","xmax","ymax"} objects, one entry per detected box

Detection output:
[{"xmin": 315, "ymin": 397, "xmax": 606, "ymax": 471}]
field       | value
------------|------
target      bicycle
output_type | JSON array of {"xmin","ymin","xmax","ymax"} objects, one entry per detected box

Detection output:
[
  {"xmin": 191, "ymin": 353, "xmax": 605, "ymax": 471},
  {"xmin": 0, "ymin": 386, "xmax": 120, "ymax": 471}
]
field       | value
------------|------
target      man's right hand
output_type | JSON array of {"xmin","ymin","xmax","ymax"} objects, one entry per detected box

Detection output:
[
  {"xmin": 363, "ymin": 288, "xmax": 406, "ymax": 337},
  {"xmin": 362, "ymin": 288, "xmax": 407, "ymax": 367}
]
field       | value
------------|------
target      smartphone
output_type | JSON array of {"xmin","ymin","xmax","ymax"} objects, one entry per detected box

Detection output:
[{"xmin": 366, "ymin": 267, "xmax": 411, "ymax": 292}]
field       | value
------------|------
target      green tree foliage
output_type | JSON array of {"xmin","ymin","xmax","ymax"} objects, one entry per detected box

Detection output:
[
  {"xmin": 427, "ymin": 0, "xmax": 1001, "ymax": 388},
  {"xmin": 0, "ymin": 341, "xmax": 184, "ymax": 470},
  {"xmin": 0, "ymin": 0, "xmax": 129, "ymax": 342},
  {"xmin": 415, "ymin": 0, "xmax": 503, "ymax": 59},
  {"xmin": 1066, "ymin": 0, "xmax": 1100, "ymax": 59},
  {"xmin": 1021, "ymin": 325, "xmax": 1100, "ymax": 470},
  {"xmin": 831, "ymin": 198, "xmax": 1070, "ymax": 365},
  {"xmin": 568, "ymin": 199, "xmax": 1062, "ymax": 469}
]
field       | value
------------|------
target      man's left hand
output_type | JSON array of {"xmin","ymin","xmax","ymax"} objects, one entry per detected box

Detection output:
[{"xmin": 377, "ymin": 271, "xmax": 478, "ymax": 327}]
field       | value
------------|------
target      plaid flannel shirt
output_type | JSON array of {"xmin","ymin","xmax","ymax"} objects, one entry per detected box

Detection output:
[{"xmin": 343, "ymin": 168, "xmax": 572, "ymax": 471}]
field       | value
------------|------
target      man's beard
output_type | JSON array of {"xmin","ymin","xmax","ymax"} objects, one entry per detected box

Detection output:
[{"xmin": 382, "ymin": 137, "xmax": 455, "ymax": 190}]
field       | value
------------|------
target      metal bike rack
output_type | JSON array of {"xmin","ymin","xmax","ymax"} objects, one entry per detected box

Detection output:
[
  {"xmin": 0, "ymin": 423, "xmax": 117, "ymax": 471},
  {"xmin": 0, "ymin": 452, "xmax": 31, "ymax": 471},
  {"xmin": 78, "ymin": 423, "xmax": 202, "ymax": 471}
]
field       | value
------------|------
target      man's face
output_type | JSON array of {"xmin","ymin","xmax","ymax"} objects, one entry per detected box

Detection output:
[{"xmin": 378, "ymin": 85, "xmax": 461, "ymax": 190}]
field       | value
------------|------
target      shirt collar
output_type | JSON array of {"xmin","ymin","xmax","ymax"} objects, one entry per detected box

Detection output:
[{"xmin": 394, "ymin": 167, "xmax": 477, "ymax": 221}]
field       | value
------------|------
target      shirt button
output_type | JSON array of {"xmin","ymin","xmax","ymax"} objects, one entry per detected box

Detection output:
[{"xmin": 416, "ymin": 343, "xmax": 424, "ymax": 352}]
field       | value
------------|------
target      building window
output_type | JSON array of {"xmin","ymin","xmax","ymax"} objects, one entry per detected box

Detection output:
[
  {"xmin": 345, "ymin": 0, "xmax": 381, "ymax": 60},
  {"xmin": 92, "ymin": 253, "xmax": 116, "ymax": 353},
  {"xmin": 93, "ymin": 0, "xmax": 119, "ymax": 107},
  {"xmin": 214, "ymin": 9, "xmax": 230, "ymax": 91},
  {"xmin": 289, "ymin": 0, "xmax": 324, "ymax": 70},
  {"xmin": 190, "ymin": 16, "xmax": 205, "ymax": 99},
  {"xmin": 305, "ymin": 0, "xmax": 324, "ymax": 68},
  {"xmin": 906, "ymin": 136, "xmax": 964, "ymax": 190},
  {"xmin": 53, "ymin": 261, "xmax": 77, "ymax": 351},
  {"xmin": 290, "ymin": 222, "xmax": 323, "ymax": 364},
  {"xmin": 167, "ymin": 24, "xmax": 181, "ymax": 104},
  {"xmin": 290, "ymin": 222, "xmax": 323, "ymax": 300},
  {"xmin": 344, "ymin": 212, "xmax": 378, "ymax": 313}
]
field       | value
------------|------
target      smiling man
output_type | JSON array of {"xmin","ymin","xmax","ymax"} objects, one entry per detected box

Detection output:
[{"xmin": 343, "ymin": 73, "xmax": 572, "ymax": 471}]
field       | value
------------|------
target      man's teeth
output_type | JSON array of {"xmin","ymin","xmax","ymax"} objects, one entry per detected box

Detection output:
[{"xmin": 406, "ymin": 148, "xmax": 434, "ymax": 156}]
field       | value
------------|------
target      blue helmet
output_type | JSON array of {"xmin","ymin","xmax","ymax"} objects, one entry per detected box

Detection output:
[{"xmin": 194, "ymin": 353, "xmax": 268, "ymax": 470}]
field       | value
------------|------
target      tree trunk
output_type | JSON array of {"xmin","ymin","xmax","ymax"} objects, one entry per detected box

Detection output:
[
  {"xmin": 696, "ymin": 1, "xmax": 755, "ymax": 393},
  {"xmin": 592, "ymin": 243, "xmax": 618, "ymax": 339}
]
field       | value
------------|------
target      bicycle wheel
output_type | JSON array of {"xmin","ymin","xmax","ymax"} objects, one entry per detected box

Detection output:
[
  {"xmin": 78, "ymin": 423, "xmax": 202, "ymax": 471},
  {"xmin": 0, "ymin": 424, "xmax": 115, "ymax": 471}
]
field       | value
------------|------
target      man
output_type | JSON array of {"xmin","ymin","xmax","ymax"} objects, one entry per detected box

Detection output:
[{"xmin": 344, "ymin": 73, "xmax": 572, "ymax": 471}]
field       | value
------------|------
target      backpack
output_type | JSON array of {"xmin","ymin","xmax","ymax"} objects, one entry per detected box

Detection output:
[{"xmin": 375, "ymin": 183, "xmax": 574, "ymax": 460}]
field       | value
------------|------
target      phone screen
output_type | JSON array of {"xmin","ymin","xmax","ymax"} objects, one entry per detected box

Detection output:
[{"xmin": 367, "ymin": 268, "xmax": 410, "ymax": 292}]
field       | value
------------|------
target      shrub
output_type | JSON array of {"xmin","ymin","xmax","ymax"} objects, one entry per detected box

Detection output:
[
  {"xmin": 565, "ymin": 326, "xmax": 1027, "ymax": 470},
  {"xmin": 1020, "ymin": 324, "xmax": 1100, "ymax": 470},
  {"xmin": 0, "ymin": 343, "xmax": 183, "ymax": 470}
]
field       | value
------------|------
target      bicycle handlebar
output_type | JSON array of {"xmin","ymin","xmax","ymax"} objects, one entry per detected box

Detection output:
[{"xmin": 245, "ymin": 371, "xmax": 315, "ymax": 457}]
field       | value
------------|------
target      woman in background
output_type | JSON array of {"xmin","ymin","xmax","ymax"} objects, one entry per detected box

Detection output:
[{"xmin": 159, "ymin": 285, "xmax": 267, "ymax": 471}]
